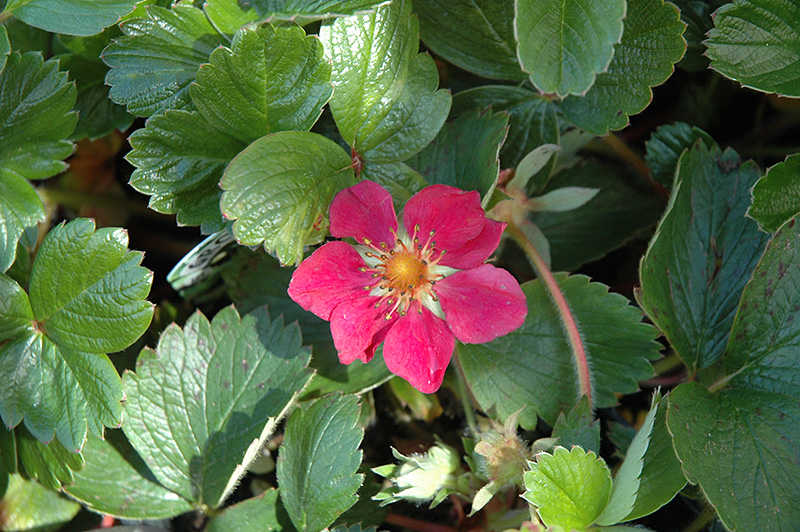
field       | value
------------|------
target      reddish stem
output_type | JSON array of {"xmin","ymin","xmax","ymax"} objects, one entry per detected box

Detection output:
[{"xmin": 505, "ymin": 222, "xmax": 594, "ymax": 409}]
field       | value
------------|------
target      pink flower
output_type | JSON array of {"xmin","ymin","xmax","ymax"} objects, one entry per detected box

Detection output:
[{"xmin": 288, "ymin": 181, "xmax": 528, "ymax": 393}]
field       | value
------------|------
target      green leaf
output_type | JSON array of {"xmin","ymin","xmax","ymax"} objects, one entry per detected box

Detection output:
[
  {"xmin": 460, "ymin": 275, "xmax": 660, "ymax": 428},
  {"xmin": 0, "ymin": 25, "xmax": 9, "ymax": 71},
  {"xmin": 638, "ymin": 142, "xmax": 769, "ymax": 372},
  {"xmin": 522, "ymin": 446, "xmax": 612, "ymax": 531},
  {"xmin": 16, "ymin": 425, "xmax": 83, "ymax": 490},
  {"xmin": 0, "ymin": 272, "xmax": 33, "ymax": 342},
  {"xmin": 66, "ymin": 431, "xmax": 194, "ymax": 519},
  {"xmin": 596, "ymin": 398, "xmax": 658, "ymax": 525},
  {"xmin": 104, "ymin": 5, "xmax": 227, "ymax": 116},
  {"xmin": 207, "ymin": 489, "xmax": 291, "ymax": 532},
  {"xmin": 644, "ymin": 122, "xmax": 714, "ymax": 189},
  {"xmin": 0, "ymin": 219, "xmax": 151, "ymax": 452},
  {"xmin": 0, "ymin": 173, "xmax": 42, "ymax": 274},
  {"xmin": 406, "ymin": 109, "xmax": 507, "ymax": 202},
  {"xmin": 359, "ymin": 161, "xmax": 428, "ymax": 210},
  {"xmin": 515, "ymin": 0, "xmax": 625, "ymax": 97},
  {"xmin": 672, "ymin": 0, "xmax": 713, "ymax": 72},
  {"xmin": 57, "ymin": 52, "xmax": 133, "ymax": 140},
  {"xmin": 191, "ymin": 24, "xmax": 332, "ymax": 144},
  {"xmin": 551, "ymin": 396, "xmax": 600, "ymax": 454},
  {"xmin": 278, "ymin": 394, "xmax": 364, "ymax": 532},
  {"xmin": 724, "ymin": 216, "xmax": 800, "ymax": 397},
  {"xmin": 126, "ymin": 109, "xmax": 245, "ymax": 232},
  {"xmin": 0, "ymin": 473, "xmax": 80, "ymax": 532},
  {"xmin": 452, "ymin": 86, "xmax": 559, "ymax": 170},
  {"xmin": 560, "ymin": 0, "xmax": 686, "ymax": 135},
  {"xmin": 3, "ymin": 0, "xmax": 134, "ymax": 36},
  {"xmin": 530, "ymin": 161, "xmax": 664, "ymax": 271},
  {"xmin": 0, "ymin": 52, "xmax": 76, "ymax": 180},
  {"xmin": 30, "ymin": 218, "xmax": 153, "ymax": 354},
  {"xmin": 414, "ymin": 0, "xmax": 522, "ymax": 80},
  {"xmin": 204, "ymin": 0, "xmax": 385, "ymax": 33},
  {"xmin": 749, "ymin": 154, "xmax": 800, "ymax": 233},
  {"xmin": 707, "ymin": 0, "xmax": 800, "ymax": 97},
  {"xmin": 220, "ymin": 131, "xmax": 356, "ymax": 266},
  {"xmin": 667, "ymin": 383, "xmax": 800, "ymax": 532},
  {"xmin": 320, "ymin": 0, "xmax": 451, "ymax": 164},
  {"xmin": 123, "ymin": 306, "xmax": 312, "ymax": 508},
  {"xmin": 625, "ymin": 394, "xmax": 686, "ymax": 521}
]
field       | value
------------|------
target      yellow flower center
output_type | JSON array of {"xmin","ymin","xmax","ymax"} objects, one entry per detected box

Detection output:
[{"xmin": 385, "ymin": 250, "xmax": 427, "ymax": 291}]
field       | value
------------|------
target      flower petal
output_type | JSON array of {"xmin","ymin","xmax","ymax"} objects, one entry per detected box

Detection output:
[
  {"xmin": 330, "ymin": 296, "xmax": 397, "ymax": 364},
  {"xmin": 330, "ymin": 180, "xmax": 398, "ymax": 245},
  {"xmin": 403, "ymin": 185, "xmax": 485, "ymax": 256},
  {"xmin": 383, "ymin": 303, "xmax": 455, "ymax": 393},
  {"xmin": 440, "ymin": 218, "xmax": 505, "ymax": 269},
  {"xmin": 288, "ymin": 241, "xmax": 373, "ymax": 320},
  {"xmin": 434, "ymin": 264, "xmax": 527, "ymax": 344}
]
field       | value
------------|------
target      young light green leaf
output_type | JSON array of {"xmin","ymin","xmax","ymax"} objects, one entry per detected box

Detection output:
[
  {"xmin": 515, "ymin": 0, "xmax": 625, "ymax": 97},
  {"xmin": 749, "ymin": 154, "xmax": 800, "ymax": 233},
  {"xmin": 123, "ymin": 306, "xmax": 312, "ymax": 508},
  {"xmin": 277, "ymin": 394, "xmax": 364, "ymax": 532},
  {"xmin": 104, "ymin": 5, "xmax": 227, "ymax": 116},
  {"xmin": 415, "ymin": 0, "xmax": 522, "ymax": 80},
  {"xmin": 3, "ymin": 0, "xmax": 134, "ymax": 36},
  {"xmin": 523, "ymin": 446, "xmax": 612, "ymax": 531},
  {"xmin": 527, "ymin": 187, "xmax": 599, "ymax": 213},
  {"xmin": 127, "ymin": 110, "xmax": 244, "ymax": 232},
  {"xmin": 452, "ymin": 86, "xmax": 559, "ymax": 170},
  {"xmin": 530, "ymin": 161, "xmax": 663, "ymax": 271},
  {"xmin": 16, "ymin": 425, "xmax": 84, "ymax": 490},
  {"xmin": 551, "ymin": 396, "xmax": 600, "ymax": 454},
  {"xmin": 320, "ymin": 0, "xmax": 451, "ymax": 164},
  {"xmin": 220, "ymin": 131, "xmax": 355, "ymax": 266},
  {"xmin": 707, "ymin": 0, "xmax": 800, "ymax": 97},
  {"xmin": 206, "ymin": 489, "xmax": 289, "ymax": 532},
  {"xmin": 667, "ymin": 383, "xmax": 800, "ymax": 532},
  {"xmin": 560, "ymin": 0, "xmax": 686, "ymax": 135},
  {"xmin": 624, "ymin": 394, "xmax": 686, "ymax": 522},
  {"xmin": 66, "ymin": 431, "xmax": 194, "ymax": 519},
  {"xmin": 639, "ymin": 143, "xmax": 769, "ymax": 373},
  {"xmin": 644, "ymin": 122, "xmax": 714, "ymax": 189},
  {"xmin": 595, "ymin": 398, "xmax": 658, "ymax": 525},
  {"xmin": 510, "ymin": 144, "xmax": 560, "ymax": 193},
  {"xmin": 1, "ymin": 473, "xmax": 80, "ymax": 531},
  {"xmin": 0, "ymin": 52, "xmax": 76, "ymax": 180},
  {"xmin": 405, "ymin": 109, "xmax": 508, "ymax": 202},
  {"xmin": 724, "ymin": 216, "xmax": 800, "ymax": 397},
  {"xmin": 460, "ymin": 275, "xmax": 661, "ymax": 429},
  {"xmin": 191, "ymin": 25, "xmax": 332, "ymax": 144}
]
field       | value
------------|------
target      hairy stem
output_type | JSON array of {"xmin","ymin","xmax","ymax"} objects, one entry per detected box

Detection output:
[
  {"xmin": 602, "ymin": 133, "xmax": 669, "ymax": 199},
  {"xmin": 454, "ymin": 346, "xmax": 478, "ymax": 436},
  {"xmin": 682, "ymin": 503, "xmax": 717, "ymax": 532},
  {"xmin": 505, "ymin": 221, "xmax": 593, "ymax": 409}
]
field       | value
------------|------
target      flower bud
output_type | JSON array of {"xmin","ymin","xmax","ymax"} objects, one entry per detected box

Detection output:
[{"xmin": 373, "ymin": 444, "xmax": 463, "ymax": 506}]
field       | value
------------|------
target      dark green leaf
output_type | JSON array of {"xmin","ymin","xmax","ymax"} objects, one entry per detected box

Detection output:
[
  {"xmin": 126, "ymin": 109, "xmax": 244, "ymax": 232},
  {"xmin": 278, "ymin": 394, "xmax": 364, "ymax": 532},
  {"xmin": 0, "ymin": 171, "xmax": 44, "ymax": 274},
  {"xmin": 191, "ymin": 24, "xmax": 332, "ymax": 144},
  {"xmin": 66, "ymin": 431, "xmax": 194, "ymax": 519},
  {"xmin": 724, "ymin": 216, "xmax": 800, "ymax": 398},
  {"xmin": 0, "ymin": 272, "xmax": 33, "ymax": 342},
  {"xmin": 522, "ymin": 446, "xmax": 612, "ymax": 531},
  {"xmin": 551, "ymin": 396, "xmax": 600, "ymax": 454},
  {"xmin": 644, "ymin": 122, "xmax": 714, "ymax": 189},
  {"xmin": 515, "ymin": 0, "xmax": 625, "ymax": 96},
  {"xmin": 0, "ymin": 473, "xmax": 80, "ymax": 531},
  {"xmin": 406, "ymin": 109, "xmax": 507, "ymax": 201},
  {"xmin": 123, "ymin": 306, "xmax": 312, "ymax": 508},
  {"xmin": 460, "ymin": 275, "xmax": 660, "ymax": 428},
  {"xmin": 0, "ymin": 425, "xmax": 16, "ymax": 475},
  {"xmin": 4, "ymin": 0, "xmax": 134, "ymax": 36},
  {"xmin": 359, "ymin": 162, "xmax": 428, "ymax": 210},
  {"xmin": 560, "ymin": 0, "xmax": 686, "ymax": 135},
  {"xmin": 672, "ymin": 0, "xmax": 713, "ymax": 72},
  {"xmin": 0, "ymin": 25, "xmax": 9, "ymax": 71},
  {"xmin": 220, "ymin": 131, "xmax": 355, "ymax": 265},
  {"xmin": 104, "ymin": 5, "xmax": 226, "ymax": 116},
  {"xmin": 639, "ymin": 143, "xmax": 769, "ymax": 372},
  {"xmin": 1, "ymin": 17, "xmax": 50, "ymax": 55},
  {"xmin": 707, "ymin": 0, "xmax": 800, "ymax": 97},
  {"xmin": 452, "ymin": 85, "xmax": 559, "ymax": 170},
  {"xmin": 16, "ymin": 425, "xmax": 84, "ymax": 490},
  {"xmin": 206, "ymin": 489, "xmax": 291, "ymax": 532},
  {"xmin": 749, "ymin": 154, "xmax": 800, "ymax": 233},
  {"xmin": 415, "ymin": 0, "xmax": 522, "ymax": 80},
  {"xmin": 320, "ymin": 0, "xmax": 451, "ymax": 164},
  {"xmin": 0, "ymin": 52, "xmax": 76, "ymax": 179},
  {"xmin": 667, "ymin": 383, "xmax": 800, "ymax": 532},
  {"xmin": 530, "ymin": 161, "xmax": 664, "ymax": 271}
]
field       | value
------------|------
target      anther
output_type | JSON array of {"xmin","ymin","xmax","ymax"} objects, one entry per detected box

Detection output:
[
  {"xmin": 372, "ymin": 273, "xmax": 379, "ymax": 277},
  {"xmin": 365, "ymin": 252, "xmax": 373, "ymax": 257},
  {"xmin": 363, "ymin": 238, "xmax": 372, "ymax": 245},
  {"xmin": 380, "ymin": 242, "xmax": 388, "ymax": 249},
  {"xmin": 415, "ymin": 224, "xmax": 421, "ymax": 232},
  {"xmin": 429, "ymin": 230, "xmax": 435, "ymax": 236},
  {"xmin": 358, "ymin": 267, "xmax": 367, "ymax": 272}
]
